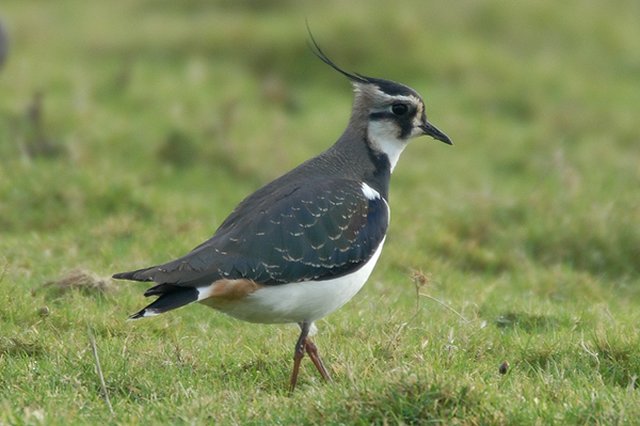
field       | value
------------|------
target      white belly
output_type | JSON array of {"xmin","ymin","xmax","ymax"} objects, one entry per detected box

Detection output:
[{"xmin": 211, "ymin": 238, "xmax": 386, "ymax": 324}]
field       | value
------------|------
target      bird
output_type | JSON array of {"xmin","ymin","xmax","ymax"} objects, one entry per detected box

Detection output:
[{"xmin": 113, "ymin": 33, "xmax": 451, "ymax": 392}]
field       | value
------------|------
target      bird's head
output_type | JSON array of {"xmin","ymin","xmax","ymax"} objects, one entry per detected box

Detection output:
[{"xmin": 308, "ymin": 30, "xmax": 451, "ymax": 171}]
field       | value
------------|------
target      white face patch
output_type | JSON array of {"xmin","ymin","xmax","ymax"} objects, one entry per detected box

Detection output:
[
  {"xmin": 411, "ymin": 102, "xmax": 425, "ymax": 137},
  {"xmin": 361, "ymin": 182, "xmax": 381, "ymax": 200},
  {"xmin": 355, "ymin": 82, "xmax": 428, "ymax": 172},
  {"xmin": 367, "ymin": 120, "xmax": 409, "ymax": 173}
]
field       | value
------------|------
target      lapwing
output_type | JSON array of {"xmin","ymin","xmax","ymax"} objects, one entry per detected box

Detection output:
[{"xmin": 113, "ymin": 34, "xmax": 451, "ymax": 391}]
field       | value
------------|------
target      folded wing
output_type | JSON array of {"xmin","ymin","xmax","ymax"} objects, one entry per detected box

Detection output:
[{"xmin": 114, "ymin": 177, "xmax": 389, "ymax": 288}]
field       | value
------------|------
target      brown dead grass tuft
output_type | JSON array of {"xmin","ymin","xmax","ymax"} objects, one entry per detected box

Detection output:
[{"xmin": 42, "ymin": 269, "xmax": 115, "ymax": 294}]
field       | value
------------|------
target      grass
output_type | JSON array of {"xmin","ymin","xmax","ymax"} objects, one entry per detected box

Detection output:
[{"xmin": 1, "ymin": 0, "xmax": 639, "ymax": 424}]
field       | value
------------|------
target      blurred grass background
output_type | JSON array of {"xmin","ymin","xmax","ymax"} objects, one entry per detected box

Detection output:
[{"xmin": 1, "ymin": 0, "xmax": 639, "ymax": 424}]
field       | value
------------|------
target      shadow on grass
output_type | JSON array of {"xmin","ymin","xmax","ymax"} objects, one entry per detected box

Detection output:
[
  {"xmin": 307, "ymin": 377, "xmax": 486, "ymax": 424},
  {"xmin": 0, "ymin": 336, "xmax": 46, "ymax": 358},
  {"xmin": 495, "ymin": 311, "xmax": 561, "ymax": 332},
  {"xmin": 518, "ymin": 333, "xmax": 639, "ymax": 390},
  {"xmin": 592, "ymin": 334, "xmax": 640, "ymax": 389}
]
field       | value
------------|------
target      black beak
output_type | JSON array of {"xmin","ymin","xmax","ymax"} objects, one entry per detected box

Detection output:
[{"xmin": 420, "ymin": 121, "xmax": 452, "ymax": 145}]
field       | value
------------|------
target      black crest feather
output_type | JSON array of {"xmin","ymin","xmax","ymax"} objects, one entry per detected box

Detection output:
[
  {"xmin": 305, "ymin": 23, "xmax": 418, "ymax": 98},
  {"xmin": 306, "ymin": 22, "xmax": 370, "ymax": 85}
]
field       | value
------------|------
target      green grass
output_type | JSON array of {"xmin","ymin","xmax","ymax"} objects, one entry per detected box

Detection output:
[{"xmin": 1, "ymin": 0, "xmax": 639, "ymax": 424}]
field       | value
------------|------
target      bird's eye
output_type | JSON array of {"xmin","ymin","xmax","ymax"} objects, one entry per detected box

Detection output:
[{"xmin": 391, "ymin": 103, "xmax": 408, "ymax": 116}]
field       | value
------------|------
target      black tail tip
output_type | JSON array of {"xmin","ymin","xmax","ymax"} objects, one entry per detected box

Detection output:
[
  {"xmin": 113, "ymin": 269, "xmax": 154, "ymax": 282},
  {"xmin": 128, "ymin": 310, "xmax": 145, "ymax": 320},
  {"xmin": 112, "ymin": 271, "xmax": 130, "ymax": 280}
]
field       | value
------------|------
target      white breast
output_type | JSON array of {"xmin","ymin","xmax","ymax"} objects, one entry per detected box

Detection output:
[{"xmin": 213, "ymin": 237, "xmax": 386, "ymax": 324}]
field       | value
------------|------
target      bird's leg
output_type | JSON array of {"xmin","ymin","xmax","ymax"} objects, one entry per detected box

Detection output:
[
  {"xmin": 289, "ymin": 321, "xmax": 311, "ymax": 392},
  {"xmin": 304, "ymin": 337, "xmax": 332, "ymax": 382}
]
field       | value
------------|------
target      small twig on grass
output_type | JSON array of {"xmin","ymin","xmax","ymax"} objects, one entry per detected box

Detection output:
[
  {"xmin": 410, "ymin": 269, "xmax": 429, "ymax": 315},
  {"xmin": 579, "ymin": 338, "xmax": 600, "ymax": 365},
  {"xmin": 410, "ymin": 269, "xmax": 470, "ymax": 323},
  {"xmin": 88, "ymin": 326, "xmax": 115, "ymax": 416},
  {"xmin": 384, "ymin": 270, "xmax": 430, "ymax": 353},
  {"xmin": 419, "ymin": 293, "xmax": 470, "ymax": 323}
]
